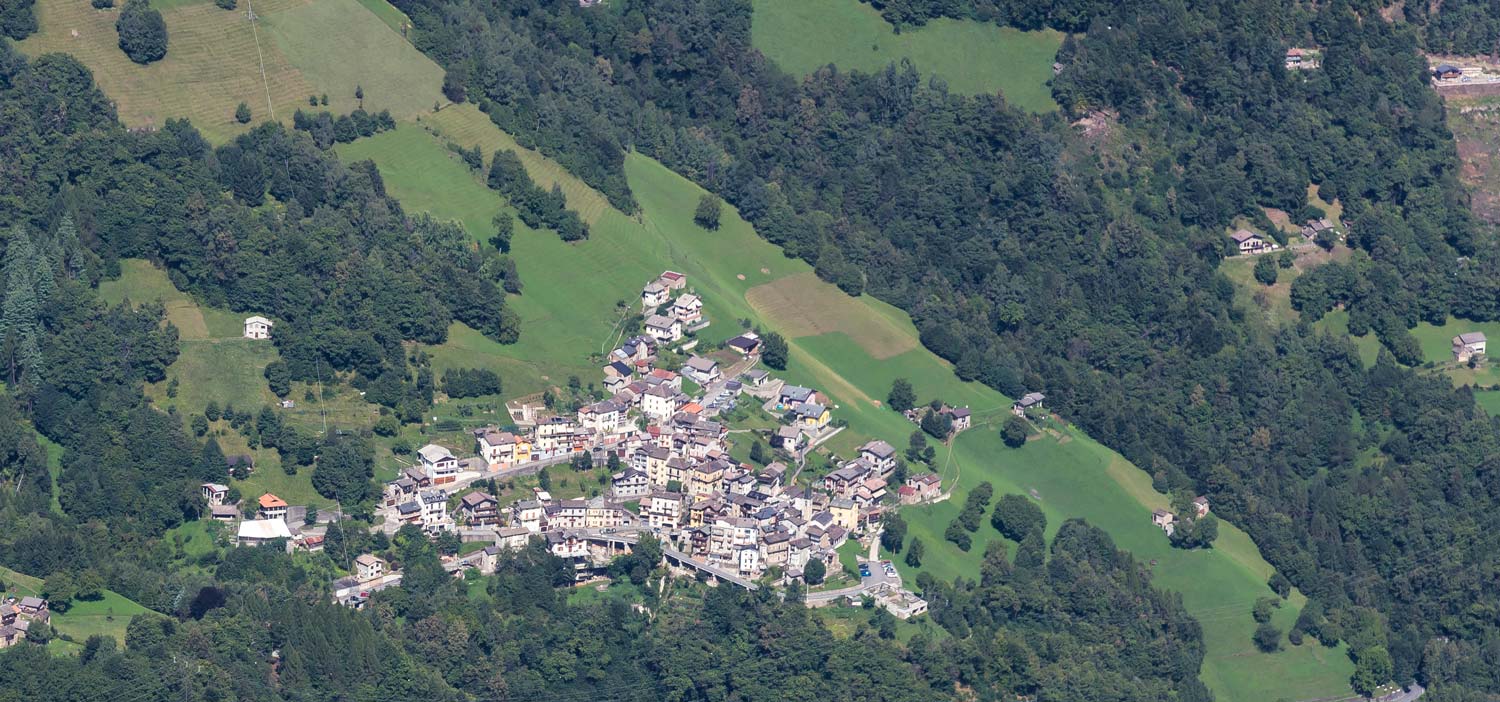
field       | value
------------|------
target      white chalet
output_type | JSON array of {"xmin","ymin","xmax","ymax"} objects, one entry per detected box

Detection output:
[
  {"xmin": 243, "ymin": 316, "xmax": 273, "ymax": 340},
  {"xmin": 418, "ymin": 444, "xmax": 459, "ymax": 485}
]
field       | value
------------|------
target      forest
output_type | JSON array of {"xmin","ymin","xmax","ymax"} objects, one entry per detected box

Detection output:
[{"xmin": 377, "ymin": 0, "xmax": 1500, "ymax": 696}]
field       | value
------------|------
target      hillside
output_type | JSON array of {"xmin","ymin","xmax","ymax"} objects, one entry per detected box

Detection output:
[
  {"xmin": 17, "ymin": 0, "xmax": 440, "ymax": 141},
  {"xmin": 337, "ymin": 104, "xmax": 1354, "ymax": 701}
]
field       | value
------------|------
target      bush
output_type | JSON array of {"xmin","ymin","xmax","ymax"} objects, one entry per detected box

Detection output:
[
  {"xmin": 943, "ymin": 520, "xmax": 972, "ymax": 551},
  {"xmin": 1001, "ymin": 415, "xmax": 1030, "ymax": 447},
  {"xmin": 92, "ymin": 0, "xmax": 113, "ymax": 8},
  {"xmin": 1253, "ymin": 255, "xmax": 1279, "ymax": 285},
  {"xmin": 1253, "ymin": 622, "xmax": 1282, "ymax": 652},
  {"xmin": 694, "ymin": 193, "xmax": 722, "ymax": 230},
  {"xmin": 214, "ymin": 0, "xmax": 235, "ymax": 10},
  {"xmin": 235, "ymin": 102, "xmax": 251, "ymax": 124},
  {"xmin": 116, "ymin": 0, "xmax": 167, "ymax": 64}
]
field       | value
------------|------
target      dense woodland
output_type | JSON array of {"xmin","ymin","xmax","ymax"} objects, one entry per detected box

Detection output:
[
  {"xmin": 379, "ymin": 0, "xmax": 1500, "ymax": 695},
  {"xmin": 0, "ymin": 31, "xmax": 1218, "ymax": 702}
]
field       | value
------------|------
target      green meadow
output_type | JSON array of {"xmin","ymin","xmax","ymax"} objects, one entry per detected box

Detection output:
[
  {"xmin": 750, "ymin": 0, "xmax": 1061, "ymax": 110},
  {"xmin": 0, "ymin": 566, "xmax": 154, "ymax": 652},
  {"xmin": 336, "ymin": 108, "xmax": 1353, "ymax": 701},
  {"xmin": 19, "ymin": 0, "xmax": 442, "ymax": 142}
]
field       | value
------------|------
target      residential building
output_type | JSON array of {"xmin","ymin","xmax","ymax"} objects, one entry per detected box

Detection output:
[
  {"xmin": 683, "ymin": 355, "xmax": 720, "ymax": 383},
  {"xmin": 857, "ymin": 440, "xmax": 897, "ymax": 476},
  {"xmin": 944, "ymin": 406, "xmax": 972, "ymax": 432},
  {"xmin": 535, "ymin": 416, "xmax": 581, "ymax": 453},
  {"xmin": 742, "ymin": 368, "xmax": 770, "ymax": 386},
  {"xmin": 243, "ymin": 316, "xmax": 273, "ymax": 340},
  {"xmin": 1012, "ymin": 392, "xmax": 1046, "ymax": 417},
  {"xmin": 642, "ymin": 383, "xmax": 679, "ymax": 421},
  {"xmin": 828, "ymin": 498, "xmax": 859, "ymax": 532},
  {"xmin": 496, "ymin": 526, "xmax": 532, "ymax": 551},
  {"xmin": 201, "ymin": 483, "xmax": 229, "ymax": 506},
  {"xmin": 1152, "ymin": 509, "xmax": 1175, "ymax": 530},
  {"xmin": 778, "ymin": 385, "xmax": 814, "ymax": 407},
  {"xmin": 418, "ymin": 444, "xmax": 460, "ymax": 485},
  {"xmin": 419, "ymin": 490, "xmax": 451, "ymax": 532},
  {"xmin": 1454, "ymin": 332, "xmax": 1488, "ymax": 362},
  {"xmin": 642, "ymin": 491, "xmax": 687, "ymax": 530},
  {"xmin": 1230, "ymin": 229, "xmax": 1277, "ymax": 254},
  {"xmin": 774, "ymin": 425, "xmax": 807, "ymax": 454},
  {"xmin": 210, "ymin": 504, "xmax": 239, "ymax": 521},
  {"xmin": 257, "ymin": 493, "xmax": 288, "ymax": 520},
  {"xmin": 673, "ymin": 294, "xmax": 703, "ymax": 325},
  {"xmin": 645, "ymin": 314, "xmax": 683, "ymax": 343},
  {"xmin": 642, "ymin": 280, "xmax": 670, "ymax": 309},
  {"xmin": 658, "ymin": 270, "xmax": 687, "ymax": 290},
  {"xmin": 611, "ymin": 468, "xmax": 650, "ymax": 499},
  {"xmin": 459, "ymin": 491, "xmax": 501, "ymax": 526},
  {"xmin": 384, "ymin": 477, "xmax": 418, "ymax": 508},
  {"xmin": 907, "ymin": 473, "xmax": 941, "ymax": 502},
  {"xmin": 793, "ymin": 402, "xmax": 830, "ymax": 430},
  {"xmin": 511, "ymin": 500, "xmax": 545, "ymax": 533},
  {"xmin": 579, "ymin": 399, "xmax": 630, "ymax": 434},
  {"xmin": 690, "ymin": 461, "xmax": 726, "ymax": 496},
  {"xmin": 354, "ymin": 554, "xmax": 386, "ymax": 582},
  {"xmin": 476, "ymin": 430, "xmax": 531, "ymax": 469},
  {"xmin": 1193, "ymin": 496, "xmax": 1210, "ymax": 518}
]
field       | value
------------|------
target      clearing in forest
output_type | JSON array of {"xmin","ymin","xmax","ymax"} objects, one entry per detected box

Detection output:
[{"xmin": 750, "ymin": 0, "xmax": 1062, "ymax": 110}]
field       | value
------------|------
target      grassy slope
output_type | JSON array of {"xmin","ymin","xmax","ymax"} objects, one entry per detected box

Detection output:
[
  {"xmin": 750, "ymin": 0, "xmax": 1061, "ymax": 110},
  {"xmin": 19, "ymin": 0, "xmax": 440, "ymax": 142},
  {"xmin": 97, "ymin": 260, "xmax": 345, "ymax": 508},
  {"xmin": 259, "ymin": 0, "xmax": 442, "ymax": 119},
  {"xmin": 0, "ymin": 566, "xmax": 153, "ymax": 650},
  {"xmin": 339, "ymin": 117, "xmax": 1353, "ymax": 701}
]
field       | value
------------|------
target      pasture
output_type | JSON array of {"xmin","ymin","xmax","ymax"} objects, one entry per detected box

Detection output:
[
  {"xmin": 750, "ymin": 0, "xmax": 1061, "ymax": 110},
  {"xmin": 19, "ymin": 0, "xmax": 441, "ymax": 142}
]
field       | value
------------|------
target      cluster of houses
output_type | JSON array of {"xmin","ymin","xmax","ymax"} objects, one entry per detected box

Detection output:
[
  {"xmin": 0, "ymin": 596, "xmax": 50, "ymax": 649},
  {"xmin": 641, "ymin": 270, "xmax": 707, "ymax": 344},
  {"xmin": 366, "ymin": 353, "xmax": 941, "ymax": 587},
  {"xmin": 1152, "ymin": 496, "xmax": 1210, "ymax": 536}
]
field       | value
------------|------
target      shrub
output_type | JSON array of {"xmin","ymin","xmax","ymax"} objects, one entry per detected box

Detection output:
[{"xmin": 116, "ymin": 0, "xmax": 167, "ymax": 64}]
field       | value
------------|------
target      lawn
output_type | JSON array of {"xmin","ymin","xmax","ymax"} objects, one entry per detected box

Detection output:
[{"xmin": 750, "ymin": 0, "xmax": 1062, "ymax": 110}]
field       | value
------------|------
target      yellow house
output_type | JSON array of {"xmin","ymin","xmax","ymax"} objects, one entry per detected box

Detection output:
[
  {"xmin": 828, "ymin": 498, "xmax": 859, "ymax": 532},
  {"xmin": 794, "ymin": 402, "xmax": 830, "ymax": 430}
]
